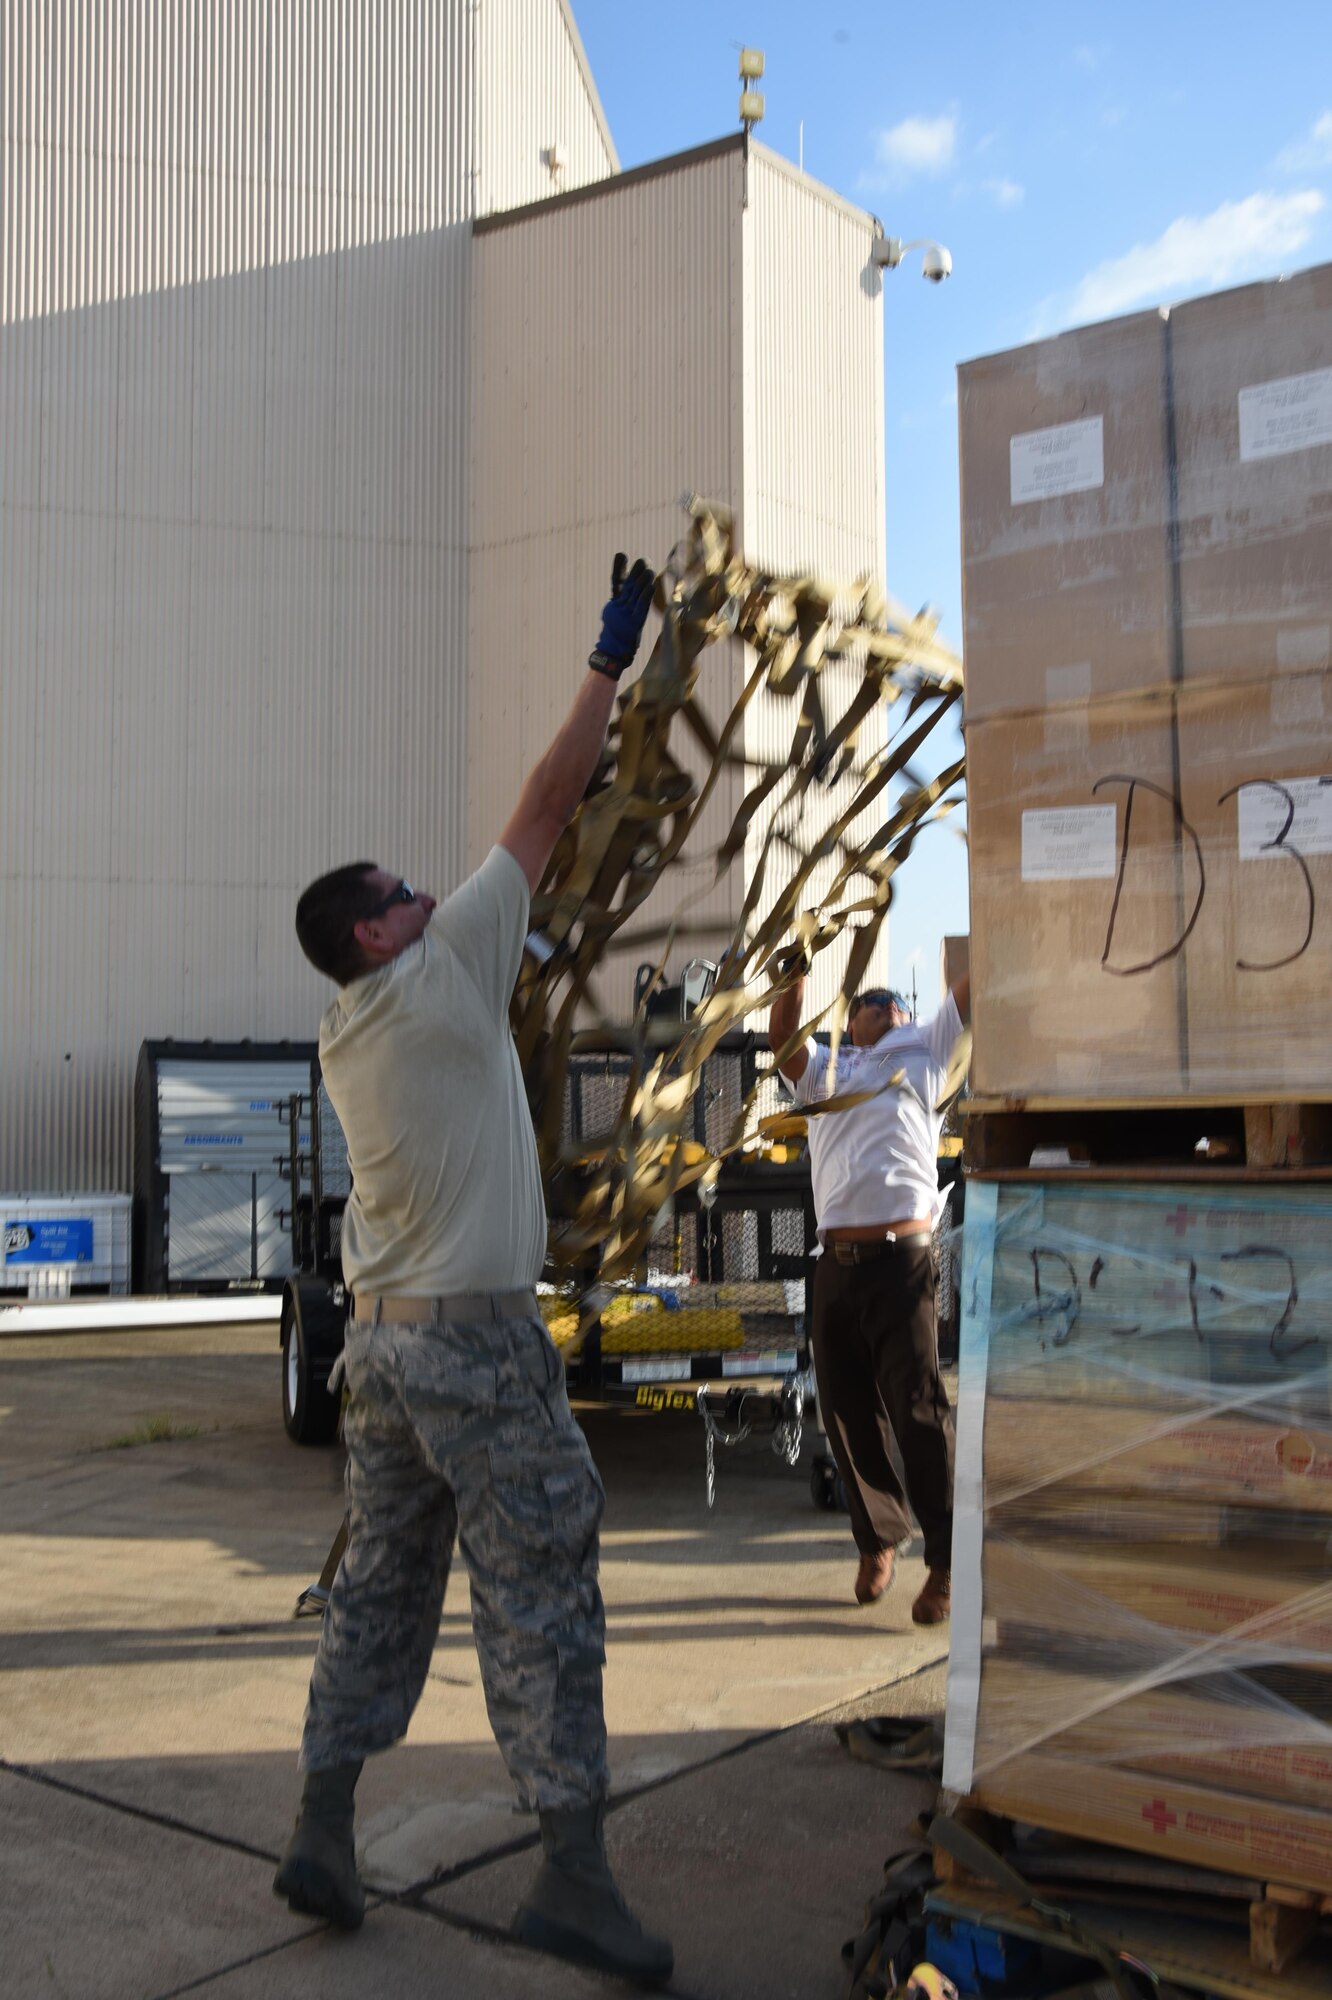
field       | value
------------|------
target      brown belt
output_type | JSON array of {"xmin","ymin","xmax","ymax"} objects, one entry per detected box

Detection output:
[
  {"xmin": 829, "ymin": 1231, "xmax": 930, "ymax": 1265},
  {"xmin": 352, "ymin": 1288, "xmax": 539, "ymax": 1327}
]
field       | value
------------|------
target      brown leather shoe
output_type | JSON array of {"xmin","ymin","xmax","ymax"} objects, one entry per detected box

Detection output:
[
  {"xmin": 911, "ymin": 1568, "xmax": 951, "ymax": 1625},
  {"xmin": 854, "ymin": 1549, "xmax": 895, "ymax": 1605}
]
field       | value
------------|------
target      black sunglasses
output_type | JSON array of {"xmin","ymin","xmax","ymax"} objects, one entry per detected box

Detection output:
[
  {"xmin": 850, "ymin": 988, "xmax": 904, "ymax": 1015},
  {"xmin": 366, "ymin": 879, "xmax": 416, "ymax": 918}
]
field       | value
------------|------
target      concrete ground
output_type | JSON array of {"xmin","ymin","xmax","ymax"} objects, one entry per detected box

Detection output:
[{"xmin": 0, "ymin": 1318, "xmax": 949, "ymax": 1999}]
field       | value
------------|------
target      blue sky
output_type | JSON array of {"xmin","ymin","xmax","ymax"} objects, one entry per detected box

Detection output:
[{"xmin": 571, "ymin": 1, "xmax": 1332, "ymax": 1007}]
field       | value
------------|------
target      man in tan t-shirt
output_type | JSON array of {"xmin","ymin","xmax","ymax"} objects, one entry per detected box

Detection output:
[{"xmin": 275, "ymin": 556, "xmax": 671, "ymax": 1985}]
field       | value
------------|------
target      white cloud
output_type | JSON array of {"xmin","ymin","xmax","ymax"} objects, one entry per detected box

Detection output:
[
  {"xmin": 984, "ymin": 177, "xmax": 1024, "ymax": 209},
  {"xmin": 867, "ymin": 112, "xmax": 957, "ymax": 184},
  {"xmin": 1058, "ymin": 189, "xmax": 1325, "ymax": 327},
  {"xmin": 1277, "ymin": 110, "xmax": 1332, "ymax": 173}
]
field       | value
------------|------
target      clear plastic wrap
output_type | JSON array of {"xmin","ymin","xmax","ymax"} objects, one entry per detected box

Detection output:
[{"xmin": 945, "ymin": 1179, "xmax": 1332, "ymax": 1893}]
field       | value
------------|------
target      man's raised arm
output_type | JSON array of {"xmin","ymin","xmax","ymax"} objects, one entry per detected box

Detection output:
[{"xmin": 500, "ymin": 555, "xmax": 656, "ymax": 895}]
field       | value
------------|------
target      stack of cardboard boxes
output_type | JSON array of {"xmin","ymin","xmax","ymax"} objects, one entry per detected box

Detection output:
[
  {"xmin": 963, "ymin": 263, "xmax": 1332, "ymax": 1100},
  {"xmin": 948, "ymin": 264, "xmax": 1332, "ymax": 1924}
]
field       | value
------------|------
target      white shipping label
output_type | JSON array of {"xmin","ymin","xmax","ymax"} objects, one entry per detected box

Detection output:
[
  {"xmin": 1271, "ymin": 670, "xmax": 1327, "ymax": 730},
  {"xmin": 1044, "ymin": 661, "xmax": 1093, "ymax": 705},
  {"xmin": 1238, "ymin": 367, "xmax": 1332, "ymax": 462},
  {"xmin": 1021, "ymin": 804, "xmax": 1118, "ymax": 880},
  {"xmin": 1237, "ymin": 777, "xmax": 1332, "ymax": 858},
  {"xmin": 1276, "ymin": 625, "xmax": 1332, "ymax": 673},
  {"xmin": 1010, "ymin": 416, "xmax": 1104, "ymax": 504}
]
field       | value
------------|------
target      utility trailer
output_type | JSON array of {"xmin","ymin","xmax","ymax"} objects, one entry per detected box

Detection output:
[{"xmin": 274, "ymin": 1033, "xmax": 821, "ymax": 1475}]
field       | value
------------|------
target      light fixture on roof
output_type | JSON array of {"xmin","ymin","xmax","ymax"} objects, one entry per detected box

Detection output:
[
  {"xmin": 738, "ymin": 48, "xmax": 765, "ymax": 133},
  {"xmin": 871, "ymin": 234, "xmax": 953, "ymax": 283}
]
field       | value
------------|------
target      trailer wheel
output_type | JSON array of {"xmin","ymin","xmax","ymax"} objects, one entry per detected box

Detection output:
[{"xmin": 281, "ymin": 1279, "xmax": 345, "ymax": 1446}]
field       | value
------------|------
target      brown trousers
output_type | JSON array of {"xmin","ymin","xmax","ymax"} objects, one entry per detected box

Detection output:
[{"xmin": 811, "ymin": 1242, "xmax": 954, "ymax": 1572}]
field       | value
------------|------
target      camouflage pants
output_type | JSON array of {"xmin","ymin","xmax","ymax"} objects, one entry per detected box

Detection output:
[{"xmin": 299, "ymin": 1296, "xmax": 608, "ymax": 1812}]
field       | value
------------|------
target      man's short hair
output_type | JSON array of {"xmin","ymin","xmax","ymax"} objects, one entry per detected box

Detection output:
[
  {"xmin": 295, "ymin": 863, "xmax": 382, "ymax": 986},
  {"xmin": 850, "ymin": 987, "xmax": 907, "ymax": 1015}
]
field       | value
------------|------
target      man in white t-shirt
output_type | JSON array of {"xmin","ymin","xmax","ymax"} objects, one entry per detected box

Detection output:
[
  {"xmin": 769, "ymin": 965, "xmax": 969, "ymax": 1625},
  {"xmin": 274, "ymin": 556, "xmax": 671, "ymax": 1985}
]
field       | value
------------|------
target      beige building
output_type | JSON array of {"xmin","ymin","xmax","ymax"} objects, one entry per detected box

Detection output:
[{"xmin": 2, "ymin": 2, "xmax": 888, "ymax": 1198}]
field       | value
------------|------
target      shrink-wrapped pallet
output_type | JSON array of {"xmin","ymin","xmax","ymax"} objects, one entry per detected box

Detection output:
[{"xmin": 945, "ymin": 1179, "xmax": 1332, "ymax": 1895}]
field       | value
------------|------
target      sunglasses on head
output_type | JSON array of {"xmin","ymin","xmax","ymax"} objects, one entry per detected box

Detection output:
[
  {"xmin": 850, "ymin": 988, "xmax": 903, "ymax": 1015},
  {"xmin": 366, "ymin": 879, "xmax": 416, "ymax": 918}
]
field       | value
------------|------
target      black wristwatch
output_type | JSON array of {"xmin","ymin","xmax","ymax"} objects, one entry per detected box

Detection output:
[{"xmin": 587, "ymin": 648, "xmax": 625, "ymax": 680}]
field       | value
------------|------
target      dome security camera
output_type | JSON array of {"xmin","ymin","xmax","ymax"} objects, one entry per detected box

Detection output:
[{"xmin": 870, "ymin": 233, "xmax": 954, "ymax": 281}]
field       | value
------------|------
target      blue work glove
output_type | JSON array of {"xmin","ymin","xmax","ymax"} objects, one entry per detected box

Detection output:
[{"xmin": 588, "ymin": 552, "xmax": 656, "ymax": 679}]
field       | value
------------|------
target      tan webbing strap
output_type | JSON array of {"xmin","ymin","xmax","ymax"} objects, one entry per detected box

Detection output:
[{"xmin": 511, "ymin": 500, "xmax": 967, "ymax": 1311}]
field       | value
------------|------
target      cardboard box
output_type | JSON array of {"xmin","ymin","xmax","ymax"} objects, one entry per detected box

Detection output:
[
  {"xmin": 984, "ymin": 1395, "xmax": 1332, "ymax": 1514},
  {"xmin": 959, "ymin": 310, "xmax": 1173, "ymax": 724},
  {"xmin": 970, "ymin": 1752, "xmax": 1332, "ymax": 1895},
  {"xmin": 1176, "ymin": 669, "xmax": 1332, "ymax": 1095},
  {"xmin": 939, "ymin": 933, "xmax": 969, "ymax": 1001},
  {"xmin": 1174, "ymin": 264, "xmax": 1332, "ymax": 685},
  {"xmin": 975, "ymin": 1660, "xmax": 1332, "ymax": 1813},
  {"xmin": 968, "ymin": 670, "xmax": 1332, "ymax": 1100},
  {"xmin": 967, "ymin": 696, "xmax": 1189, "ymax": 1096},
  {"xmin": 984, "ymin": 1537, "xmax": 1332, "ymax": 1652},
  {"xmin": 981, "ymin": 1178, "xmax": 1332, "ymax": 1374}
]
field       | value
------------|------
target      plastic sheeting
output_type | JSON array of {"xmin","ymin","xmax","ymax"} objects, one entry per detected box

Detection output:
[{"xmin": 945, "ymin": 1178, "xmax": 1332, "ymax": 1893}]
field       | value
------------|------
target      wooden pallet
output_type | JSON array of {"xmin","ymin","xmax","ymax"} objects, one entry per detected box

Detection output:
[
  {"xmin": 961, "ymin": 1095, "xmax": 1332, "ymax": 1176},
  {"xmin": 927, "ymin": 1881, "xmax": 1332, "ymax": 1997},
  {"xmin": 929, "ymin": 1814, "xmax": 1332, "ymax": 1991}
]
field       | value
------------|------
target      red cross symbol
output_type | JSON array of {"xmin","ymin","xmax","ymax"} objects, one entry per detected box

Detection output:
[
  {"xmin": 1142, "ymin": 1799, "xmax": 1177, "ymax": 1836},
  {"xmin": 1164, "ymin": 1205, "xmax": 1191, "ymax": 1239}
]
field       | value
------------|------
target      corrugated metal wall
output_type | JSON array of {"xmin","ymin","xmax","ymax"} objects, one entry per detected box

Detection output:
[
  {"xmin": 470, "ymin": 144, "xmax": 749, "ymax": 1016},
  {"xmin": 0, "ymin": 0, "xmax": 612, "ymax": 1193},
  {"xmin": 471, "ymin": 140, "xmax": 890, "ymax": 1027},
  {"xmin": 474, "ymin": 0, "xmax": 617, "ymax": 215},
  {"xmin": 742, "ymin": 148, "xmax": 890, "ymax": 1017},
  {"xmin": 2, "ymin": 9, "xmax": 890, "ymax": 1194}
]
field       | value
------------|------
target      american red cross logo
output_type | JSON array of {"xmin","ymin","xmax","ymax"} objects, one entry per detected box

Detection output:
[
  {"xmin": 1164, "ymin": 1205, "xmax": 1191, "ymax": 1239},
  {"xmin": 1142, "ymin": 1799, "xmax": 1177, "ymax": 1835}
]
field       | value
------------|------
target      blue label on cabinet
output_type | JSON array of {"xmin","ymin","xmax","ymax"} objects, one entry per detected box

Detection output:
[{"xmin": 5, "ymin": 1218, "xmax": 95, "ymax": 1265}]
